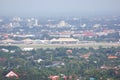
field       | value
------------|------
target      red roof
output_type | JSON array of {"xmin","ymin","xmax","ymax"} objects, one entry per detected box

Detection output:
[
  {"xmin": 83, "ymin": 31, "xmax": 95, "ymax": 36},
  {"xmin": 0, "ymin": 58, "xmax": 6, "ymax": 61},
  {"xmin": 6, "ymin": 71, "xmax": 19, "ymax": 78},
  {"xmin": 82, "ymin": 54, "xmax": 90, "ymax": 59},
  {"xmin": 108, "ymin": 55, "xmax": 118, "ymax": 59},
  {"xmin": 49, "ymin": 76, "xmax": 59, "ymax": 80},
  {"xmin": 66, "ymin": 50, "xmax": 72, "ymax": 53}
]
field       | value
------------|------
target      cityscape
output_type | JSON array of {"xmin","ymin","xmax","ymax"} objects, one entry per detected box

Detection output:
[
  {"xmin": 0, "ymin": 16, "xmax": 120, "ymax": 44},
  {"xmin": 0, "ymin": 0, "xmax": 120, "ymax": 80},
  {"xmin": 0, "ymin": 16, "xmax": 119, "ymax": 80}
]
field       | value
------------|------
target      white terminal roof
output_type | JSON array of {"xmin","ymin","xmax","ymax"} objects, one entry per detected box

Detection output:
[{"xmin": 50, "ymin": 38, "xmax": 79, "ymax": 42}]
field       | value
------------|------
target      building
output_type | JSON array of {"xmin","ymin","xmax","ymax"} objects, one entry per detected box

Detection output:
[
  {"xmin": 5, "ymin": 71, "xmax": 19, "ymax": 78},
  {"xmin": 50, "ymin": 38, "xmax": 79, "ymax": 44},
  {"xmin": 49, "ymin": 76, "xmax": 59, "ymax": 80},
  {"xmin": 22, "ymin": 38, "xmax": 34, "ymax": 44},
  {"xmin": 57, "ymin": 20, "xmax": 68, "ymax": 27},
  {"xmin": 108, "ymin": 55, "xmax": 118, "ymax": 59},
  {"xmin": 66, "ymin": 49, "xmax": 73, "ymax": 54},
  {"xmin": 22, "ymin": 48, "xmax": 34, "ymax": 51},
  {"xmin": 2, "ymin": 39, "xmax": 16, "ymax": 44},
  {"xmin": 81, "ymin": 53, "xmax": 90, "ymax": 59}
]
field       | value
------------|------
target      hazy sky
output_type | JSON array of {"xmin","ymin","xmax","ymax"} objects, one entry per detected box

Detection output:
[{"xmin": 0, "ymin": 0, "xmax": 120, "ymax": 17}]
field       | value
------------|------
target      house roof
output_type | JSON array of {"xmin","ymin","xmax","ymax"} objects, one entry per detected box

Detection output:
[
  {"xmin": 49, "ymin": 75, "xmax": 59, "ymax": 80},
  {"xmin": 108, "ymin": 55, "xmax": 118, "ymax": 59},
  {"xmin": 66, "ymin": 49, "xmax": 72, "ymax": 53},
  {"xmin": 5, "ymin": 71, "xmax": 19, "ymax": 78},
  {"xmin": 2, "ymin": 39, "xmax": 16, "ymax": 42},
  {"xmin": 81, "ymin": 53, "xmax": 90, "ymax": 59},
  {"xmin": 0, "ymin": 58, "xmax": 6, "ymax": 61},
  {"xmin": 22, "ymin": 38, "xmax": 34, "ymax": 42}
]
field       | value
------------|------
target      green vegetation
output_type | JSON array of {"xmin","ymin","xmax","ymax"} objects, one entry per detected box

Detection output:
[{"xmin": 0, "ymin": 46, "xmax": 120, "ymax": 80}]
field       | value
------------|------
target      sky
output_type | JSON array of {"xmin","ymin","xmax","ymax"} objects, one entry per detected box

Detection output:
[{"xmin": 0, "ymin": 0, "xmax": 120, "ymax": 17}]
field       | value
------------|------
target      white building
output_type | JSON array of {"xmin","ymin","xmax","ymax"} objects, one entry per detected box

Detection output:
[
  {"xmin": 50, "ymin": 38, "xmax": 79, "ymax": 44},
  {"xmin": 22, "ymin": 48, "xmax": 34, "ymax": 51}
]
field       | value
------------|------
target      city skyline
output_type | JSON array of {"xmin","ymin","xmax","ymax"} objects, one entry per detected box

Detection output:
[{"xmin": 0, "ymin": 0, "xmax": 120, "ymax": 17}]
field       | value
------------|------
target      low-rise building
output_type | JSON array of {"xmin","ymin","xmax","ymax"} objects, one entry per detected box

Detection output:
[
  {"xmin": 5, "ymin": 71, "xmax": 19, "ymax": 78},
  {"xmin": 50, "ymin": 38, "xmax": 79, "ymax": 44},
  {"xmin": 108, "ymin": 55, "xmax": 118, "ymax": 59},
  {"xmin": 22, "ymin": 48, "xmax": 34, "ymax": 51}
]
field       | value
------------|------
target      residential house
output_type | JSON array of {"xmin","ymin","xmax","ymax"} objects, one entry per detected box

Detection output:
[
  {"xmin": 5, "ymin": 71, "xmax": 19, "ymax": 78},
  {"xmin": 49, "ymin": 76, "xmax": 59, "ymax": 80},
  {"xmin": 108, "ymin": 55, "xmax": 118, "ymax": 59}
]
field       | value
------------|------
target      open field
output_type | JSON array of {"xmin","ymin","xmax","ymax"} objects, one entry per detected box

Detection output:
[{"xmin": 0, "ymin": 42, "xmax": 120, "ymax": 49}]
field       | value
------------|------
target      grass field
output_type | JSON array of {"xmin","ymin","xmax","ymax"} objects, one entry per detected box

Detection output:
[{"xmin": 1, "ymin": 42, "xmax": 120, "ymax": 49}]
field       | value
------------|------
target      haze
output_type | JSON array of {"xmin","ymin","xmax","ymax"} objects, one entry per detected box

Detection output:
[{"xmin": 0, "ymin": 0, "xmax": 120, "ymax": 17}]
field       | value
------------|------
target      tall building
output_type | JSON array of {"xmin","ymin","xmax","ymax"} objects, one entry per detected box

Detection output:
[
  {"xmin": 57, "ymin": 20, "xmax": 69, "ymax": 27},
  {"xmin": 34, "ymin": 19, "xmax": 39, "ymax": 26}
]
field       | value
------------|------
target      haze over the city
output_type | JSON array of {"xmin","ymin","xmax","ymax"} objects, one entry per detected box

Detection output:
[{"xmin": 0, "ymin": 0, "xmax": 120, "ymax": 17}]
